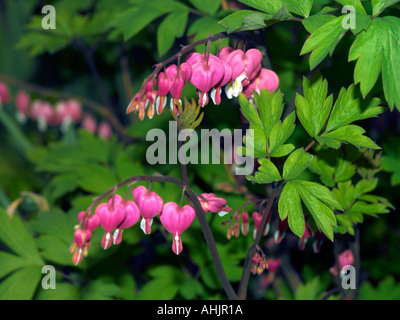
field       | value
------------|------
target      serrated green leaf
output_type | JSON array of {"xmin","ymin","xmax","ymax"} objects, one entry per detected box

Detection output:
[
  {"xmin": 300, "ymin": 15, "xmax": 347, "ymax": 70},
  {"xmin": 296, "ymin": 180, "xmax": 343, "ymax": 210},
  {"xmin": 270, "ymin": 144, "xmax": 296, "ymax": 157},
  {"xmin": 282, "ymin": 148, "xmax": 313, "ymax": 180},
  {"xmin": 279, "ymin": 182, "xmax": 305, "ymax": 237},
  {"xmin": 325, "ymin": 84, "xmax": 384, "ymax": 133},
  {"xmin": 269, "ymin": 111, "xmax": 296, "ymax": 156},
  {"xmin": 295, "ymin": 182, "xmax": 336, "ymax": 241},
  {"xmin": 250, "ymin": 158, "xmax": 282, "ymax": 183},
  {"xmin": 322, "ymin": 125, "xmax": 381, "ymax": 150}
]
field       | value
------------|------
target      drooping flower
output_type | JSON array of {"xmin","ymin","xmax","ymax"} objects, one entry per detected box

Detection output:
[
  {"xmin": 242, "ymin": 68, "xmax": 279, "ymax": 100},
  {"xmin": 156, "ymin": 71, "xmax": 173, "ymax": 115},
  {"xmin": 95, "ymin": 196, "xmax": 127, "ymax": 249},
  {"xmin": 78, "ymin": 211, "xmax": 100, "ymax": 232},
  {"xmin": 329, "ymin": 249, "xmax": 354, "ymax": 277},
  {"xmin": 113, "ymin": 200, "xmax": 140, "ymax": 245},
  {"xmin": 210, "ymin": 59, "xmax": 232, "ymax": 105},
  {"xmin": 70, "ymin": 228, "xmax": 92, "ymax": 265},
  {"xmin": 15, "ymin": 90, "xmax": 30, "ymax": 123},
  {"xmin": 241, "ymin": 209, "xmax": 249, "ymax": 236},
  {"xmin": 197, "ymin": 193, "xmax": 231, "ymax": 214},
  {"xmin": 169, "ymin": 63, "xmax": 192, "ymax": 114},
  {"xmin": 160, "ymin": 202, "xmax": 196, "ymax": 255},
  {"xmin": 55, "ymin": 100, "xmax": 83, "ymax": 132},
  {"xmin": 98, "ymin": 121, "xmax": 112, "ymax": 140},
  {"xmin": 274, "ymin": 218, "xmax": 289, "ymax": 244},
  {"xmin": 81, "ymin": 113, "xmax": 97, "ymax": 134},
  {"xmin": 252, "ymin": 210, "xmax": 270, "ymax": 239},
  {"xmin": 299, "ymin": 223, "xmax": 312, "ymax": 251},
  {"xmin": 132, "ymin": 186, "xmax": 164, "ymax": 234},
  {"xmin": 221, "ymin": 48, "xmax": 263, "ymax": 99},
  {"xmin": 30, "ymin": 100, "xmax": 55, "ymax": 132},
  {"xmin": 0, "ymin": 82, "xmax": 11, "ymax": 104},
  {"xmin": 251, "ymin": 252, "xmax": 268, "ymax": 275}
]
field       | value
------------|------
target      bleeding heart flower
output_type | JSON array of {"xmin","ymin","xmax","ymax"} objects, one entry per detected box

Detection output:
[
  {"xmin": 0, "ymin": 82, "xmax": 11, "ymax": 104},
  {"xmin": 160, "ymin": 202, "xmax": 196, "ymax": 255},
  {"xmin": 330, "ymin": 249, "xmax": 354, "ymax": 277},
  {"xmin": 81, "ymin": 113, "xmax": 97, "ymax": 134},
  {"xmin": 210, "ymin": 59, "xmax": 232, "ymax": 105},
  {"xmin": 95, "ymin": 198, "xmax": 127, "ymax": 249},
  {"xmin": 132, "ymin": 186, "xmax": 164, "ymax": 235},
  {"xmin": 113, "ymin": 200, "xmax": 141, "ymax": 245},
  {"xmin": 15, "ymin": 90, "xmax": 30, "ymax": 123},
  {"xmin": 252, "ymin": 210, "xmax": 271, "ymax": 239},
  {"xmin": 198, "ymin": 193, "xmax": 231, "ymax": 214},
  {"xmin": 299, "ymin": 223, "xmax": 312, "ymax": 251},
  {"xmin": 98, "ymin": 121, "xmax": 112, "ymax": 140},
  {"xmin": 30, "ymin": 100, "xmax": 55, "ymax": 132},
  {"xmin": 156, "ymin": 71, "xmax": 173, "ymax": 115},
  {"xmin": 241, "ymin": 209, "xmax": 249, "ymax": 236},
  {"xmin": 70, "ymin": 229, "xmax": 92, "ymax": 265},
  {"xmin": 274, "ymin": 218, "xmax": 289, "ymax": 244},
  {"xmin": 78, "ymin": 211, "xmax": 100, "ymax": 232},
  {"xmin": 169, "ymin": 63, "xmax": 192, "ymax": 115},
  {"xmin": 242, "ymin": 68, "xmax": 279, "ymax": 99}
]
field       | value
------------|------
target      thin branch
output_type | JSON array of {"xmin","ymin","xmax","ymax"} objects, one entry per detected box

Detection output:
[{"xmin": 237, "ymin": 186, "xmax": 279, "ymax": 299}]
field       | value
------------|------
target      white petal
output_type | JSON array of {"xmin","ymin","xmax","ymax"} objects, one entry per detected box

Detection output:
[
  {"xmin": 218, "ymin": 211, "xmax": 230, "ymax": 217},
  {"xmin": 210, "ymin": 88, "xmax": 217, "ymax": 105}
]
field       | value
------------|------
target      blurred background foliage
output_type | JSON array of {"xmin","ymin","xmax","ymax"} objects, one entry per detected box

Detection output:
[{"xmin": 0, "ymin": 0, "xmax": 399, "ymax": 300}]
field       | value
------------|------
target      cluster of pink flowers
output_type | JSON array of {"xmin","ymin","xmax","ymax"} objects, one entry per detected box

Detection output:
[
  {"xmin": 0, "ymin": 82, "xmax": 113, "ymax": 139},
  {"xmin": 126, "ymin": 46, "xmax": 279, "ymax": 120},
  {"xmin": 70, "ymin": 187, "xmax": 232, "ymax": 265}
]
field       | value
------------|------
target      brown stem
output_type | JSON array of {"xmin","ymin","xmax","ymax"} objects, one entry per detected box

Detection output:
[
  {"xmin": 304, "ymin": 140, "xmax": 316, "ymax": 152},
  {"xmin": 140, "ymin": 33, "xmax": 227, "ymax": 90},
  {"xmin": 237, "ymin": 187, "xmax": 279, "ymax": 299}
]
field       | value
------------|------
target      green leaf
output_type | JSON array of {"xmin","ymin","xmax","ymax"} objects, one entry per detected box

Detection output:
[
  {"xmin": 188, "ymin": 16, "xmax": 229, "ymax": 54},
  {"xmin": 254, "ymin": 89, "xmax": 285, "ymax": 140},
  {"xmin": 157, "ymin": 10, "xmax": 189, "ymax": 57},
  {"xmin": 189, "ymin": 0, "xmax": 222, "ymax": 15},
  {"xmin": 302, "ymin": 14, "xmax": 336, "ymax": 33},
  {"xmin": 381, "ymin": 154, "xmax": 400, "ymax": 186},
  {"xmin": 295, "ymin": 74, "xmax": 332, "ymax": 137},
  {"xmin": 334, "ymin": 0, "xmax": 366, "ymax": 14},
  {"xmin": 0, "ymin": 266, "xmax": 42, "ymax": 300},
  {"xmin": 282, "ymin": 148, "xmax": 313, "ymax": 180},
  {"xmin": 36, "ymin": 283, "xmax": 80, "ymax": 300},
  {"xmin": 371, "ymin": 0, "xmax": 400, "ymax": 17},
  {"xmin": 249, "ymin": 158, "xmax": 282, "ymax": 183},
  {"xmin": 321, "ymin": 125, "xmax": 381, "ymax": 150},
  {"xmin": 295, "ymin": 182, "xmax": 336, "ymax": 241},
  {"xmin": 179, "ymin": 279, "xmax": 204, "ymax": 299},
  {"xmin": 349, "ymin": 17, "xmax": 400, "ymax": 110},
  {"xmin": 0, "ymin": 252, "xmax": 29, "ymax": 279},
  {"xmin": 80, "ymin": 279, "xmax": 121, "ymax": 300},
  {"xmin": 282, "ymin": 0, "xmax": 313, "ymax": 18},
  {"xmin": 218, "ymin": 10, "xmax": 256, "ymax": 33},
  {"xmin": 0, "ymin": 209, "xmax": 43, "ymax": 265},
  {"xmin": 279, "ymin": 182, "xmax": 305, "ymax": 237},
  {"xmin": 324, "ymin": 84, "xmax": 384, "ymax": 133},
  {"xmin": 238, "ymin": 0, "xmax": 283, "ymax": 14},
  {"xmin": 269, "ymin": 111, "xmax": 296, "ymax": 156},
  {"xmin": 300, "ymin": 15, "xmax": 347, "ymax": 70},
  {"xmin": 295, "ymin": 180, "xmax": 343, "ymax": 211},
  {"xmin": 77, "ymin": 164, "xmax": 118, "ymax": 194},
  {"xmin": 270, "ymin": 144, "xmax": 296, "ymax": 157},
  {"xmin": 138, "ymin": 278, "xmax": 180, "ymax": 300},
  {"xmin": 334, "ymin": 181, "xmax": 356, "ymax": 210}
]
